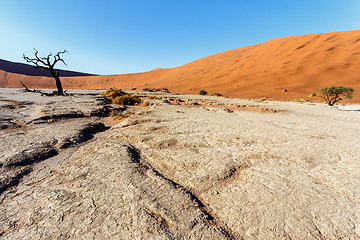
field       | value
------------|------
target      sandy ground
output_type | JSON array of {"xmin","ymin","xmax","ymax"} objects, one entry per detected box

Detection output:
[{"xmin": 0, "ymin": 89, "xmax": 359, "ymax": 239}]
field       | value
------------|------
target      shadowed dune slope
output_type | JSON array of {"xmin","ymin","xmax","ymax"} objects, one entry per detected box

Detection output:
[
  {"xmin": 0, "ymin": 59, "xmax": 95, "ymax": 77},
  {"xmin": 1, "ymin": 30, "xmax": 360, "ymax": 102}
]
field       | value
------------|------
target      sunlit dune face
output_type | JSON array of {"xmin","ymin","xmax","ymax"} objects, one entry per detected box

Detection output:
[{"xmin": 1, "ymin": 30, "xmax": 360, "ymax": 103}]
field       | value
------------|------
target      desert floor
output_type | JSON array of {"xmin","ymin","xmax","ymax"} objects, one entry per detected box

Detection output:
[{"xmin": 0, "ymin": 88, "xmax": 359, "ymax": 239}]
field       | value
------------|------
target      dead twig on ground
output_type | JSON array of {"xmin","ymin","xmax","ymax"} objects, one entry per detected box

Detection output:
[{"xmin": 19, "ymin": 81, "xmax": 71, "ymax": 96}]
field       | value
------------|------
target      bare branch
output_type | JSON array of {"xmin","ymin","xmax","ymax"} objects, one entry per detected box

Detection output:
[
  {"xmin": 20, "ymin": 80, "xmax": 29, "ymax": 90},
  {"xmin": 52, "ymin": 49, "xmax": 68, "ymax": 68},
  {"xmin": 23, "ymin": 49, "xmax": 68, "ymax": 70},
  {"xmin": 23, "ymin": 48, "xmax": 48, "ymax": 69},
  {"xmin": 33, "ymin": 49, "xmax": 48, "ymax": 66}
]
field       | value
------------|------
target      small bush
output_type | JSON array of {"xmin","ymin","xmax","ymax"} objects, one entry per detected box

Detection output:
[
  {"xmin": 310, "ymin": 92, "xmax": 316, "ymax": 97},
  {"xmin": 160, "ymin": 88, "xmax": 170, "ymax": 93},
  {"xmin": 147, "ymin": 96, "xmax": 158, "ymax": 99},
  {"xmin": 100, "ymin": 88, "xmax": 126, "ymax": 100},
  {"xmin": 294, "ymin": 98, "xmax": 310, "ymax": 102},
  {"xmin": 210, "ymin": 93, "xmax": 222, "ymax": 96},
  {"xmin": 282, "ymin": 89, "xmax": 288, "ymax": 92},
  {"xmin": 142, "ymin": 101, "xmax": 150, "ymax": 107},
  {"xmin": 101, "ymin": 88, "xmax": 143, "ymax": 106},
  {"xmin": 143, "ymin": 88, "xmax": 154, "ymax": 92},
  {"xmin": 199, "ymin": 90, "xmax": 207, "ymax": 95},
  {"xmin": 112, "ymin": 95, "xmax": 141, "ymax": 105},
  {"xmin": 100, "ymin": 88, "xmax": 114, "ymax": 96},
  {"xmin": 143, "ymin": 88, "xmax": 170, "ymax": 93}
]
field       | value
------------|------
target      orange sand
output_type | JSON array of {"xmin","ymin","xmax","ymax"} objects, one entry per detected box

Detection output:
[{"xmin": 1, "ymin": 30, "xmax": 360, "ymax": 102}]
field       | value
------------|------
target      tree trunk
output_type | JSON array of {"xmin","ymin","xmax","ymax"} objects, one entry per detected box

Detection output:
[
  {"xmin": 49, "ymin": 68, "xmax": 64, "ymax": 95},
  {"xmin": 54, "ymin": 75, "xmax": 64, "ymax": 95}
]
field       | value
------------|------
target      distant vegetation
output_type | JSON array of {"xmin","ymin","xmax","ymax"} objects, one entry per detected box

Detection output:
[
  {"xmin": 143, "ymin": 88, "xmax": 170, "ymax": 93},
  {"xmin": 321, "ymin": 86, "xmax": 354, "ymax": 106},
  {"xmin": 199, "ymin": 90, "xmax": 207, "ymax": 95},
  {"xmin": 101, "ymin": 88, "xmax": 141, "ymax": 105},
  {"xmin": 210, "ymin": 93, "xmax": 222, "ymax": 97},
  {"xmin": 294, "ymin": 98, "xmax": 310, "ymax": 102}
]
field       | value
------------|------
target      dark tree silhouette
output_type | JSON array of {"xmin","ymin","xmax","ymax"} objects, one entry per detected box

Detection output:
[{"xmin": 23, "ymin": 49, "xmax": 68, "ymax": 95}]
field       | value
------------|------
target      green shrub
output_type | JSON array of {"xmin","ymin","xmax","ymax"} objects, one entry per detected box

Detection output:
[
  {"xmin": 100, "ymin": 88, "xmax": 114, "ymax": 96},
  {"xmin": 143, "ymin": 88, "xmax": 154, "ymax": 92},
  {"xmin": 210, "ymin": 93, "xmax": 222, "ymax": 96},
  {"xmin": 147, "ymin": 96, "xmax": 158, "ymax": 99},
  {"xmin": 112, "ymin": 95, "xmax": 141, "ymax": 105},
  {"xmin": 294, "ymin": 98, "xmax": 310, "ymax": 102},
  {"xmin": 101, "ymin": 88, "xmax": 143, "ymax": 105},
  {"xmin": 310, "ymin": 92, "xmax": 316, "ymax": 97},
  {"xmin": 199, "ymin": 90, "xmax": 207, "ymax": 95},
  {"xmin": 282, "ymin": 89, "xmax": 288, "ymax": 92},
  {"xmin": 321, "ymin": 86, "xmax": 354, "ymax": 106},
  {"xmin": 100, "ymin": 88, "xmax": 126, "ymax": 100},
  {"xmin": 143, "ymin": 88, "xmax": 170, "ymax": 93}
]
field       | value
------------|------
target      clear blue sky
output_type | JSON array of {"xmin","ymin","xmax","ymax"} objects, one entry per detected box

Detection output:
[{"xmin": 0, "ymin": 0, "xmax": 359, "ymax": 75}]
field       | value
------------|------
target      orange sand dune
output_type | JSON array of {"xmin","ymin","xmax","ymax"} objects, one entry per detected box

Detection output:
[{"xmin": 1, "ymin": 30, "xmax": 360, "ymax": 102}]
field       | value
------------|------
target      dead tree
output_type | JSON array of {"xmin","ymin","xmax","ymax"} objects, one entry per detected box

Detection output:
[{"xmin": 23, "ymin": 49, "xmax": 68, "ymax": 95}]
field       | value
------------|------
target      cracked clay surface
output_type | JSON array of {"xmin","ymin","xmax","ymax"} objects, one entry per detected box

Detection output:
[{"xmin": 1, "ymin": 89, "xmax": 359, "ymax": 239}]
